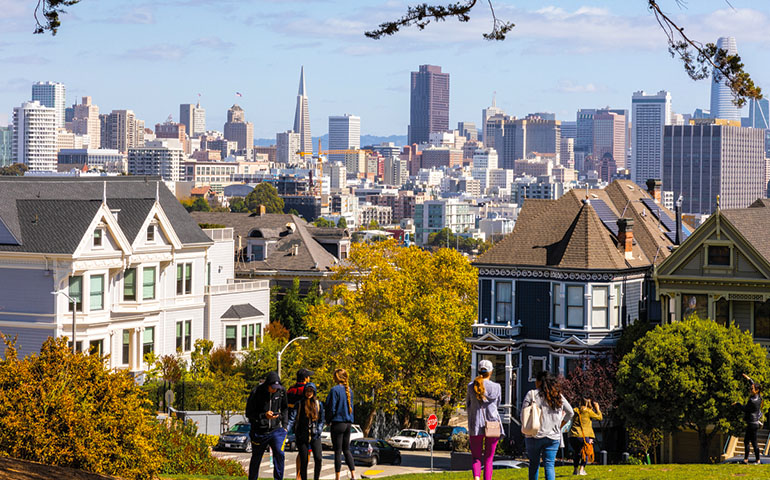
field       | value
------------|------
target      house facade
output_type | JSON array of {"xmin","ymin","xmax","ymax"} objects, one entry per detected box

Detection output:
[
  {"xmin": 0, "ymin": 177, "xmax": 269, "ymax": 375},
  {"xmin": 469, "ymin": 180, "xmax": 680, "ymax": 425}
]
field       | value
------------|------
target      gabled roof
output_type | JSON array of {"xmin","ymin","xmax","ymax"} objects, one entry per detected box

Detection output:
[
  {"xmin": 221, "ymin": 303, "xmax": 264, "ymax": 319},
  {"xmin": 0, "ymin": 177, "xmax": 211, "ymax": 253},
  {"xmin": 720, "ymin": 207, "xmax": 770, "ymax": 264},
  {"xmin": 475, "ymin": 179, "xmax": 677, "ymax": 270}
]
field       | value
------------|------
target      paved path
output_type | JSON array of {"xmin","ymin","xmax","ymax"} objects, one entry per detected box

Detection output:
[{"xmin": 212, "ymin": 448, "xmax": 452, "ymax": 478}]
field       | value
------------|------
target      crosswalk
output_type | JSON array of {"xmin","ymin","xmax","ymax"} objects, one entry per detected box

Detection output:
[{"xmin": 215, "ymin": 451, "xmax": 340, "ymax": 480}]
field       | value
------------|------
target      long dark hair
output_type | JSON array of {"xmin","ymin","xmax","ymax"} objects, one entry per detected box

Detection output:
[
  {"xmin": 304, "ymin": 388, "xmax": 319, "ymax": 421},
  {"xmin": 536, "ymin": 371, "xmax": 562, "ymax": 410}
]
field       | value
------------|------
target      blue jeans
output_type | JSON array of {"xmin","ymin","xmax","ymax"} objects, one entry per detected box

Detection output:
[
  {"xmin": 525, "ymin": 437, "xmax": 560, "ymax": 480},
  {"xmin": 249, "ymin": 428, "xmax": 287, "ymax": 480}
]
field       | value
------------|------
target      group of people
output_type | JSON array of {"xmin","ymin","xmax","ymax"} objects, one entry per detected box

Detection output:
[
  {"xmin": 244, "ymin": 367, "xmax": 356, "ymax": 480},
  {"xmin": 467, "ymin": 362, "xmax": 765, "ymax": 480}
]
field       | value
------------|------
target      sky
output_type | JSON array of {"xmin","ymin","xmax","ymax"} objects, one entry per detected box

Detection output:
[{"xmin": 1, "ymin": 0, "xmax": 770, "ymax": 138}]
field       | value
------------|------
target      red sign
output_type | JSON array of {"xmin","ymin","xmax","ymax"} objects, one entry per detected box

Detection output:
[{"xmin": 427, "ymin": 414, "xmax": 438, "ymax": 433}]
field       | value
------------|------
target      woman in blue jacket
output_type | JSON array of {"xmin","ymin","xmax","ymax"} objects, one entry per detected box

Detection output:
[
  {"xmin": 288, "ymin": 383, "xmax": 324, "ymax": 480},
  {"xmin": 325, "ymin": 368, "xmax": 356, "ymax": 480}
]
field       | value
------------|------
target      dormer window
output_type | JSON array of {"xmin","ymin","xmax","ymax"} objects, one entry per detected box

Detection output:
[
  {"xmin": 707, "ymin": 245, "xmax": 730, "ymax": 266},
  {"xmin": 146, "ymin": 225, "xmax": 156, "ymax": 243},
  {"xmin": 93, "ymin": 228, "xmax": 103, "ymax": 248}
]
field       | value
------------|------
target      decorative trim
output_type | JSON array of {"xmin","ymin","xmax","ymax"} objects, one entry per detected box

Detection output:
[
  {"xmin": 476, "ymin": 267, "xmax": 646, "ymax": 283},
  {"xmin": 528, "ymin": 356, "xmax": 547, "ymax": 382}
]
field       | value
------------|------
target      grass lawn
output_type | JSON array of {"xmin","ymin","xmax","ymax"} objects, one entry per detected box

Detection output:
[{"xmin": 161, "ymin": 464, "xmax": 770, "ymax": 480}]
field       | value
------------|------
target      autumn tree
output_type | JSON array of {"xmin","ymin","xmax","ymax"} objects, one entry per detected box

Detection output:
[
  {"xmin": 617, "ymin": 315, "xmax": 770, "ymax": 463},
  {"xmin": 245, "ymin": 182, "xmax": 284, "ymax": 214},
  {"xmin": 295, "ymin": 239, "xmax": 477, "ymax": 434},
  {"xmin": 271, "ymin": 278, "xmax": 322, "ymax": 339},
  {"xmin": 194, "ymin": 372, "xmax": 248, "ymax": 433}
]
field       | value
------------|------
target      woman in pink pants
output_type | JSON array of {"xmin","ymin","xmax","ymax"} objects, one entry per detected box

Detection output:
[{"xmin": 466, "ymin": 360, "xmax": 503, "ymax": 480}]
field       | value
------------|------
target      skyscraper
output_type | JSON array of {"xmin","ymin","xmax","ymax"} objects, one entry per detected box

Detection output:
[
  {"xmin": 409, "ymin": 65, "xmax": 450, "ymax": 145},
  {"xmin": 631, "ymin": 90, "xmax": 672, "ymax": 185},
  {"xmin": 32, "ymin": 81, "xmax": 66, "ymax": 129},
  {"xmin": 180, "ymin": 102, "xmax": 206, "ymax": 137},
  {"xmin": 103, "ymin": 110, "xmax": 145, "ymax": 152},
  {"xmin": 593, "ymin": 111, "xmax": 625, "ymax": 168},
  {"xmin": 72, "ymin": 96, "xmax": 100, "ymax": 149},
  {"xmin": 747, "ymin": 98, "xmax": 770, "ymax": 129},
  {"xmin": 224, "ymin": 105, "xmax": 254, "ymax": 151},
  {"xmin": 12, "ymin": 101, "xmax": 57, "ymax": 171},
  {"xmin": 575, "ymin": 108, "xmax": 596, "ymax": 156},
  {"xmin": 710, "ymin": 36, "xmax": 740, "ymax": 122},
  {"xmin": 276, "ymin": 130, "xmax": 301, "ymax": 165},
  {"xmin": 328, "ymin": 114, "xmax": 361, "ymax": 163},
  {"xmin": 293, "ymin": 66, "xmax": 312, "ymax": 156},
  {"xmin": 481, "ymin": 95, "xmax": 504, "ymax": 147},
  {"xmin": 0, "ymin": 126, "xmax": 13, "ymax": 167}
]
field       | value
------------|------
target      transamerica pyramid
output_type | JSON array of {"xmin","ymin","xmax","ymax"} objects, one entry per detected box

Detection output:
[{"xmin": 293, "ymin": 66, "xmax": 312, "ymax": 158}]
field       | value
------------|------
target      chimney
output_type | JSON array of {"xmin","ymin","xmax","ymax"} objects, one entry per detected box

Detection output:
[
  {"xmin": 257, "ymin": 204, "xmax": 266, "ymax": 216},
  {"xmin": 292, "ymin": 244, "xmax": 299, "ymax": 256},
  {"xmin": 646, "ymin": 179, "xmax": 662, "ymax": 204},
  {"xmin": 617, "ymin": 218, "xmax": 634, "ymax": 260}
]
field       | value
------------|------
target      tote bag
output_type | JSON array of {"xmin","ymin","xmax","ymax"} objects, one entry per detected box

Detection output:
[{"xmin": 521, "ymin": 390, "xmax": 542, "ymax": 436}]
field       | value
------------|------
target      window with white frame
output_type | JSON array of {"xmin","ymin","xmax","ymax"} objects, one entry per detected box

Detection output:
[
  {"xmin": 93, "ymin": 228, "xmax": 103, "ymax": 248},
  {"xmin": 241, "ymin": 323, "xmax": 260, "ymax": 350},
  {"xmin": 68, "ymin": 275, "xmax": 83, "ymax": 312},
  {"xmin": 566, "ymin": 285, "xmax": 584, "ymax": 328},
  {"xmin": 591, "ymin": 286, "xmax": 608, "ymax": 328},
  {"xmin": 89, "ymin": 274, "xmax": 105, "ymax": 311},
  {"xmin": 122, "ymin": 330, "xmax": 130, "ymax": 365},
  {"xmin": 142, "ymin": 327, "xmax": 154, "ymax": 358},
  {"xmin": 146, "ymin": 224, "xmax": 156, "ymax": 243},
  {"xmin": 552, "ymin": 283, "xmax": 563, "ymax": 327},
  {"xmin": 495, "ymin": 281, "xmax": 513, "ymax": 324},
  {"xmin": 142, "ymin": 267, "xmax": 156, "ymax": 300},
  {"xmin": 176, "ymin": 263, "xmax": 193, "ymax": 295},
  {"xmin": 225, "ymin": 326, "xmax": 237, "ymax": 350},
  {"xmin": 176, "ymin": 320, "xmax": 192, "ymax": 352},
  {"xmin": 124, "ymin": 268, "xmax": 137, "ymax": 301},
  {"xmin": 612, "ymin": 284, "xmax": 622, "ymax": 328},
  {"xmin": 528, "ymin": 356, "xmax": 547, "ymax": 382}
]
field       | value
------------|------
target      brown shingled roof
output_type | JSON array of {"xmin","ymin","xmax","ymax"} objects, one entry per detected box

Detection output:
[{"xmin": 721, "ymin": 207, "xmax": 770, "ymax": 264}]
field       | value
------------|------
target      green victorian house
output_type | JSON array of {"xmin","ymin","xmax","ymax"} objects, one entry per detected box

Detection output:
[{"xmin": 655, "ymin": 198, "xmax": 770, "ymax": 462}]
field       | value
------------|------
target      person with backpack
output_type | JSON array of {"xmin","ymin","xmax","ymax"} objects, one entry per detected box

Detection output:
[
  {"xmin": 325, "ymin": 368, "xmax": 356, "ymax": 480},
  {"xmin": 568, "ymin": 398, "xmax": 602, "ymax": 476},
  {"xmin": 245, "ymin": 371, "xmax": 289, "ymax": 480},
  {"xmin": 287, "ymin": 368, "xmax": 314, "ymax": 480},
  {"xmin": 288, "ymin": 383, "xmax": 324, "ymax": 480},
  {"xmin": 521, "ymin": 371, "xmax": 574, "ymax": 480},
  {"xmin": 734, "ymin": 373, "xmax": 764, "ymax": 464},
  {"xmin": 466, "ymin": 359, "xmax": 503, "ymax": 480}
]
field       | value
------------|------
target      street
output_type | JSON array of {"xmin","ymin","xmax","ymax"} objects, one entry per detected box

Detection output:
[{"xmin": 212, "ymin": 447, "xmax": 452, "ymax": 478}]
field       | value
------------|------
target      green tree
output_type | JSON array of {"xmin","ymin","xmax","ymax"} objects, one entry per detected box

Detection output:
[
  {"xmin": 245, "ymin": 183, "xmax": 284, "ymax": 214},
  {"xmin": 230, "ymin": 196, "xmax": 248, "ymax": 213},
  {"xmin": 237, "ymin": 334, "xmax": 286, "ymax": 386},
  {"xmin": 296, "ymin": 239, "xmax": 477, "ymax": 434},
  {"xmin": 0, "ymin": 163, "xmax": 29, "ymax": 176},
  {"xmin": 617, "ymin": 315, "xmax": 770, "ymax": 462},
  {"xmin": 191, "ymin": 197, "xmax": 211, "ymax": 212},
  {"xmin": 337, "ymin": 217, "xmax": 348, "ymax": 229},
  {"xmin": 271, "ymin": 278, "xmax": 322, "ymax": 338},
  {"xmin": 313, "ymin": 217, "xmax": 335, "ymax": 227},
  {"xmin": 193, "ymin": 371, "xmax": 247, "ymax": 433},
  {"xmin": 189, "ymin": 338, "xmax": 214, "ymax": 382}
]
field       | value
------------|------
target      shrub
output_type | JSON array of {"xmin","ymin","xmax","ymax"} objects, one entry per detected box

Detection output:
[
  {"xmin": 451, "ymin": 432, "xmax": 470, "ymax": 452},
  {"xmin": 155, "ymin": 416, "xmax": 244, "ymax": 476}
]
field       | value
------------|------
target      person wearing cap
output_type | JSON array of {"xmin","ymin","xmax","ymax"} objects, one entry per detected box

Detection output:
[
  {"xmin": 466, "ymin": 360, "xmax": 503, "ymax": 480},
  {"xmin": 245, "ymin": 371, "xmax": 289, "ymax": 480},
  {"xmin": 287, "ymin": 368, "xmax": 314, "ymax": 480},
  {"xmin": 287, "ymin": 382, "xmax": 325, "ymax": 480}
]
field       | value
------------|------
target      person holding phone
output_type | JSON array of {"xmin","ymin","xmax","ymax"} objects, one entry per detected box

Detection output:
[{"xmin": 246, "ymin": 371, "xmax": 289, "ymax": 480}]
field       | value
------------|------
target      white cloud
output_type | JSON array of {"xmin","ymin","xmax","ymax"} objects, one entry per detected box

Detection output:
[
  {"xmin": 192, "ymin": 36, "xmax": 234, "ymax": 51},
  {"xmin": 552, "ymin": 80, "xmax": 611, "ymax": 94},
  {"xmin": 121, "ymin": 44, "xmax": 187, "ymax": 61}
]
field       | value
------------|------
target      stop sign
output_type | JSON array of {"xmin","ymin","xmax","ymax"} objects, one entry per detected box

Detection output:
[{"xmin": 427, "ymin": 414, "xmax": 439, "ymax": 433}]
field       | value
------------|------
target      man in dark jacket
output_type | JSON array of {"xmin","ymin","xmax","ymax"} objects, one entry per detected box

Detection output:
[
  {"xmin": 246, "ymin": 371, "xmax": 289, "ymax": 480},
  {"xmin": 286, "ymin": 368, "xmax": 313, "ymax": 480}
]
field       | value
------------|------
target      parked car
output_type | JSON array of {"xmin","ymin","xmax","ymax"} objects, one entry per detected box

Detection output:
[
  {"xmin": 433, "ymin": 426, "xmax": 468, "ymax": 450},
  {"xmin": 492, "ymin": 460, "xmax": 528, "ymax": 469},
  {"xmin": 388, "ymin": 429, "xmax": 433, "ymax": 450},
  {"xmin": 351, "ymin": 438, "xmax": 402, "ymax": 466},
  {"xmin": 320, "ymin": 424, "xmax": 365, "ymax": 449},
  {"xmin": 215, "ymin": 422, "xmax": 252, "ymax": 453},
  {"xmin": 285, "ymin": 430, "xmax": 297, "ymax": 451}
]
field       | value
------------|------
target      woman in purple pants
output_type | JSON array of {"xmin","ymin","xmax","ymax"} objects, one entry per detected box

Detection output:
[{"xmin": 466, "ymin": 360, "xmax": 503, "ymax": 480}]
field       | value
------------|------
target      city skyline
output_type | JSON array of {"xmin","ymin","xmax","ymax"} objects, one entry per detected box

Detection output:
[{"xmin": 2, "ymin": 1, "xmax": 770, "ymax": 136}]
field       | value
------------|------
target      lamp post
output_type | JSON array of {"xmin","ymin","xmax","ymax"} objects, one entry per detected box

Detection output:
[
  {"xmin": 277, "ymin": 336, "xmax": 308, "ymax": 379},
  {"xmin": 51, "ymin": 290, "xmax": 78, "ymax": 353}
]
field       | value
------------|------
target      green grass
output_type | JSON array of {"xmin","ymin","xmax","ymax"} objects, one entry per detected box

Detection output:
[{"xmin": 161, "ymin": 464, "xmax": 770, "ymax": 480}]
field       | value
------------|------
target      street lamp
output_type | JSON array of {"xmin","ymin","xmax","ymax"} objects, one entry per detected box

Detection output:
[
  {"xmin": 277, "ymin": 336, "xmax": 308, "ymax": 379},
  {"xmin": 51, "ymin": 290, "xmax": 78, "ymax": 354}
]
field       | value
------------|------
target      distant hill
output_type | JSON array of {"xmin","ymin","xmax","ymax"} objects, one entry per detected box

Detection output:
[{"xmin": 254, "ymin": 134, "xmax": 408, "ymax": 149}]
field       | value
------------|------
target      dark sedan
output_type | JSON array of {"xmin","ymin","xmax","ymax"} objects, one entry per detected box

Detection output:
[
  {"xmin": 351, "ymin": 438, "xmax": 402, "ymax": 466},
  {"xmin": 215, "ymin": 422, "xmax": 252, "ymax": 453},
  {"xmin": 433, "ymin": 426, "xmax": 467, "ymax": 450}
]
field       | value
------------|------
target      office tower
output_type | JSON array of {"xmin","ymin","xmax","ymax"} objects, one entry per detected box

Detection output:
[
  {"xmin": 710, "ymin": 37, "xmax": 740, "ymax": 122},
  {"xmin": 372, "ymin": 142, "xmax": 400, "ymax": 159},
  {"xmin": 525, "ymin": 116, "xmax": 561, "ymax": 163},
  {"xmin": 32, "ymin": 81, "xmax": 66, "ymax": 128},
  {"xmin": 457, "ymin": 122, "xmax": 478, "ymax": 142},
  {"xmin": 530, "ymin": 112, "xmax": 556, "ymax": 121},
  {"xmin": 560, "ymin": 137, "xmax": 575, "ymax": 168},
  {"xmin": 748, "ymin": 98, "xmax": 770, "ymax": 129},
  {"xmin": 0, "ymin": 126, "xmax": 12, "ymax": 167},
  {"xmin": 71, "ymin": 96, "xmax": 101, "ymax": 149},
  {"xmin": 12, "ymin": 101, "xmax": 57, "ymax": 171},
  {"xmin": 384, "ymin": 156, "xmax": 408, "ymax": 186},
  {"xmin": 128, "ymin": 139, "xmax": 185, "ymax": 182},
  {"xmin": 328, "ymin": 162, "xmax": 347, "ymax": 191},
  {"xmin": 472, "ymin": 148, "xmax": 498, "ymax": 169},
  {"xmin": 409, "ymin": 65, "xmax": 450, "ymax": 145},
  {"xmin": 561, "ymin": 121, "xmax": 577, "ymax": 139},
  {"xmin": 155, "ymin": 121, "xmax": 187, "ymax": 153},
  {"xmin": 180, "ymin": 102, "xmax": 206, "ymax": 137},
  {"xmin": 484, "ymin": 113, "xmax": 510, "ymax": 151},
  {"xmin": 481, "ymin": 95, "xmax": 504, "ymax": 147},
  {"xmin": 328, "ymin": 114, "xmax": 360, "ymax": 163},
  {"xmin": 294, "ymin": 66, "xmax": 312, "ymax": 155},
  {"xmin": 631, "ymin": 90, "xmax": 672, "ymax": 185},
  {"xmin": 593, "ymin": 111, "xmax": 625, "ymax": 168},
  {"xmin": 575, "ymin": 109, "xmax": 596, "ymax": 157},
  {"xmin": 276, "ymin": 130, "xmax": 301, "ymax": 165},
  {"xmin": 102, "ymin": 110, "xmax": 144, "ymax": 152},
  {"xmin": 223, "ymin": 105, "xmax": 254, "ymax": 151},
  {"xmin": 494, "ymin": 118, "xmax": 526, "ymax": 170},
  {"xmin": 663, "ymin": 121, "xmax": 765, "ymax": 214}
]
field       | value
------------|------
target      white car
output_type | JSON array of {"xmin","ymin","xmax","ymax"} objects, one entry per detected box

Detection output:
[
  {"xmin": 320, "ymin": 424, "xmax": 365, "ymax": 448},
  {"xmin": 387, "ymin": 429, "xmax": 433, "ymax": 450}
]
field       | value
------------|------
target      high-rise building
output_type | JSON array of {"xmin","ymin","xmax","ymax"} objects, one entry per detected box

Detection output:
[
  {"xmin": 223, "ymin": 105, "xmax": 254, "ymax": 151},
  {"xmin": 128, "ymin": 139, "xmax": 185, "ymax": 183},
  {"xmin": 663, "ymin": 121, "xmax": 765, "ymax": 214},
  {"xmin": 530, "ymin": 112, "xmax": 556, "ymax": 121},
  {"xmin": 593, "ymin": 111, "xmax": 625, "ymax": 168},
  {"xmin": 0, "ymin": 126, "xmax": 12, "ymax": 167},
  {"xmin": 71, "ymin": 96, "xmax": 100, "ymax": 149},
  {"xmin": 328, "ymin": 114, "xmax": 360, "ymax": 163},
  {"xmin": 458, "ymin": 122, "xmax": 478, "ymax": 142},
  {"xmin": 155, "ymin": 121, "xmax": 187, "ymax": 153},
  {"xmin": 484, "ymin": 113, "xmax": 510, "ymax": 151},
  {"xmin": 294, "ymin": 66, "xmax": 312, "ymax": 156},
  {"xmin": 328, "ymin": 162, "xmax": 347, "ymax": 191},
  {"xmin": 180, "ymin": 102, "xmax": 207, "ymax": 137},
  {"xmin": 12, "ymin": 101, "xmax": 57, "ymax": 171},
  {"xmin": 494, "ymin": 117, "xmax": 526, "ymax": 170},
  {"xmin": 560, "ymin": 137, "xmax": 575, "ymax": 168},
  {"xmin": 276, "ymin": 131, "xmax": 301, "ymax": 165},
  {"xmin": 710, "ymin": 37, "xmax": 740, "ymax": 122},
  {"xmin": 561, "ymin": 121, "xmax": 577, "ymax": 139},
  {"xmin": 384, "ymin": 156, "xmax": 408, "ymax": 187},
  {"xmin": 102, "ymin": 110, "xmax": 145, "ymax": 152},
  {"xmin": 525, "ymin": 116, "xmax": 561, "ymax": 163},
  {"xmin": 631, "ymin": 90, "xmax": 672, "ymax": 185},
  {"xmin": 409, "ymin": 65, "xmax": 449, "ymax": 145},
  {"xmin": 747, "ymin": 98, "xmax": 770, "ymax": 129},
  {"xmin": 32, "ymin": 81, "xmax": 66, "ymax": 129},
  {"xmin": 575, "ymin": 109, "xmax": 596, "ymax": 156},
  {"xmin": 481, "ymin": 95, "xmax": 504, "ymax": 147}
]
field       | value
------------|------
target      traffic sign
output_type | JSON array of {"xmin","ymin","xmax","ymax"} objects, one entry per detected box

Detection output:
[{"xmin": 427, "ymin": 414, "xmax": 438, "ymax": 433}]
